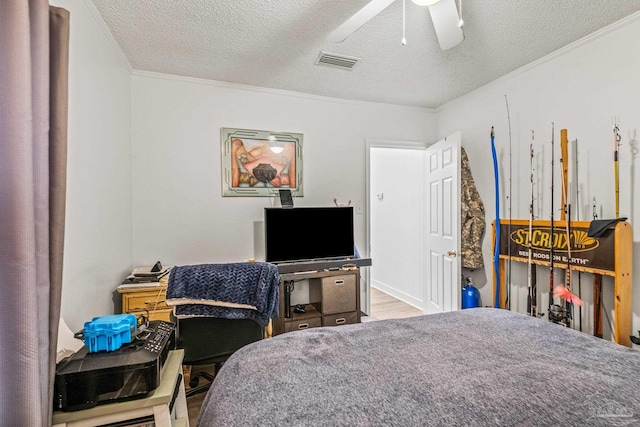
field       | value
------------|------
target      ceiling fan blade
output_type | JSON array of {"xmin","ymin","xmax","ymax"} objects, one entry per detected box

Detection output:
[
  {"xmin": 327, "ymin": 0, "xmax": 396, "ymax": 43},
  {"xmin": 428, "ymin": 0, "xmax": 464, "ymax": 50}
]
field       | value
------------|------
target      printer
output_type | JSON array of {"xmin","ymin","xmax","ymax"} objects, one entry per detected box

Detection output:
[{"xmin": 53, "ymin": 320, "xmax": 175, "ymax": 412}]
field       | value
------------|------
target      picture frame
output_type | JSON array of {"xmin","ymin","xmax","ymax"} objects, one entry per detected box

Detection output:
[{"xmin": 221, "ymin": 127, "xmax": 303, "ymax": 197}]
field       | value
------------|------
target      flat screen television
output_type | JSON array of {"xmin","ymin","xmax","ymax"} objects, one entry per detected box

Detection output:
[{"xmin": 264, "ymin": 206, "xmax": 355, "ymax": 264}]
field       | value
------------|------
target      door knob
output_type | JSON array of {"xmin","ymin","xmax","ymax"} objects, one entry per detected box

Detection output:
[{"xmin": 447, "ymin": 251, "xmax": 457, "ymax": 257}]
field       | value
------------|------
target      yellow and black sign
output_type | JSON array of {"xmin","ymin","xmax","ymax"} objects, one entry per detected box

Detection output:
[{"xmin": 498, "ymin": 222, "xmax": 615, "ymax": 272}]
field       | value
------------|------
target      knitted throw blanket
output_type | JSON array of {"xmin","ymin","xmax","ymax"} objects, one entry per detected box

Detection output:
[{"xmin": 166, "ymin": 262, "xmax": 279, "ymax": 327}]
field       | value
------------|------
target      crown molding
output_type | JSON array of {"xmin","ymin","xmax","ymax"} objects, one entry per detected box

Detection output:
[
  {"xmin": 131, "ymin": 70, "xmax": 436, "ymax": 114},
  {"xmin": 82, "ymin": 0, "xmax": 132, "ymax": 72}
]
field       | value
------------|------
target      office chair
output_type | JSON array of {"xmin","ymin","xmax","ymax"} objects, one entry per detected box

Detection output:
[{"xmin": 173, "ymin": 315, "xmax": 264, "ymax": 397}]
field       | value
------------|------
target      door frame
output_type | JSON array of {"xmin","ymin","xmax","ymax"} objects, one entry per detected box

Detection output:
[{"xmin": 364, "ymin": 139, "xmax": 430, "ymax": 315}]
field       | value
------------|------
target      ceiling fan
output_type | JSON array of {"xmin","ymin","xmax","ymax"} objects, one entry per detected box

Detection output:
[{"xmin": 327, "ymin": 0, "xmax": 464, "ymax": 51}]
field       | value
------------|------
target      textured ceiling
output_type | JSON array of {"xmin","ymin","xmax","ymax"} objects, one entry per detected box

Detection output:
[{"xmin": 91, "ymin": 0, "xmax": 640, "ymax": 108}]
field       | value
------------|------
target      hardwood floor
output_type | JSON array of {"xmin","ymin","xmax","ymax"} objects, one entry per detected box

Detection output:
[
  {"xmin": 187, "ymin": 391, "xmax": 204, "ymax": 426},
  {"xmin": 186, "ymin": 366, "xmax": 214, "ymax": 426},
  {"xmin": 369, "ymin": 286, "xmax": 424, "ymax": 320},
  {"xmin": 186, "ymin": 287, "xmax": 422, "ymax": 425}
]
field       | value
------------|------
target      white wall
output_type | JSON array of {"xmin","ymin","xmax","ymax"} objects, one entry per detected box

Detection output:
[
  {"xmin": 131, "ymin": 72, "xmax": 436, "ymax": 267},
  {"xmin": 437, "ymin": 13, "xmax": 640, "ymax": 340},
  {"xmin": 51, "ymin": 0, "xmax": 133, "ymax": 331}
]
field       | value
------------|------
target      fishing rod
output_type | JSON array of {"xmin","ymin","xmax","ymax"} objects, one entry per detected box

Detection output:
[
  {"xmin": 551, "ymin": 197, "xmax": 583, "ymax": 327},
  {"xmin": 548, "ymin": 128, "xmax": 573, "ymax": 326},
  {"xmin": 562, "ymin": 180, "xmax": 572, "ymax": 329},
  {"xmin": 589, "ymin": 196, "xmax": 613, "ymax": 340},
  {"xmin": 568, "ymin": 203, "xmax": 573, "ymax": 328},
  {"xmin": 561, "ymin": 129, "xmax": 571, "ymax": 328},
  {"xmin": 491, "ymin": 126, "xmax": 501, "ymax": 308},
  {"xmin": 505, "ymin": 95, "xmax": 512, "ymax": 311},
  {"xmin": 573, "ymin": 138, "xmax": 582, "ymax": 332},
  {"xmin": 560, "ymin": 129, "xmax": 569, "ymax": 222},
  {"xmin": 613, "ymin": 117, "xmax": 621, "ymax": 219},
  {"xmin": 548, "ymin": 123, "xmax": 555, "ymax": 320},
  {"xmin": 527, "ymin": 132, "xmax": 536, "ymax": 317},
  {"xmin": 592, "ymin": 198, "xmax": 603, "ymax": 338}
]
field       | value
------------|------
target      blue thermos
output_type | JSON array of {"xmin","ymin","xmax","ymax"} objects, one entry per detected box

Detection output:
[{"xmin": 461, "ymin": 277, "xmax": 480, "ymax": 309}]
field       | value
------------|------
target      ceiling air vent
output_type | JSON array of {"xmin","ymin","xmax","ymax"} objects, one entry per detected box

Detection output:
[{"xmin": 315, "ymin": 51, "xmax": 360, "ymax": 71}]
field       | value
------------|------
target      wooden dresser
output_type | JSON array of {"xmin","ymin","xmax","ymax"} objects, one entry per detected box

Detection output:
[{"xmin": 117, "ymin": 284, "xmax": 171, "ymax": 322}]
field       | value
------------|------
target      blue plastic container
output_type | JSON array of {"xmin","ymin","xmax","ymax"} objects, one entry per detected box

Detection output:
[
  {"xmin": 83, "ymin": 314, "xmax": 137, "ymax": 353},
  {"xmin": 461, "ymin": 281, "xmax": 480, "ymax": 309}
]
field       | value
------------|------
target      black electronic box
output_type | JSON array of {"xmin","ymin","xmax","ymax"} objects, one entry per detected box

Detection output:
[{"xmin": 53, "ymin": 320, "xmax": 175, "ymax": 412}]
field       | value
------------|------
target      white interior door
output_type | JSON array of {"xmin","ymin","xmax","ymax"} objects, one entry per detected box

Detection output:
[{"xmin": 424, "ymin": 132, "xmax": 461, "ymax": 314}]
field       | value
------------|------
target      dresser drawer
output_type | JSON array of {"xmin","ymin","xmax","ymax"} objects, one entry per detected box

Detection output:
[
  {"xmin": 322, "ymin": 311, "xmax": 358, "ymax": 327},
  {"xmin": 123, "ymin": 289, "xmax": 168, "ymax": 311},
  {"xmin": 310, "ymin": 274, "xmax": 356, "ymax": 315},
  {"xmin": 127, "ymin": 307, "xmax": 173, "ymax": 323},
  {"xmin": 285, "ymin": 316, "xmax": 321, "ymax": 332},
  {"xmin": 117, "ymin": 286, "xmax": 171, "ymax": 323}
]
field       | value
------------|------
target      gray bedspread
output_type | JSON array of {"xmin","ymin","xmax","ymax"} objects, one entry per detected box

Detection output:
[{"xmin": 197, "ymin": 308, "xmax": 640, "ymax": 427}]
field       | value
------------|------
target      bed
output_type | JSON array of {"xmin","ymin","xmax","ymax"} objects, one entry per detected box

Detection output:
[{"xmin": 197, "ymin": 308, "xmax": 640, "ymax": 426}]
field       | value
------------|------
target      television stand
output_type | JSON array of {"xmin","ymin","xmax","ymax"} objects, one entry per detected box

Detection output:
[{"xmin": 272, "ymin": 262, "xmax": 370, "ymax": 335}]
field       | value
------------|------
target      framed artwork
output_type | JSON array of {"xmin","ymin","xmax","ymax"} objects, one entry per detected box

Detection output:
[{"xmin": 221, "ymin": 127, "xmax": 303, "ymax": 197}]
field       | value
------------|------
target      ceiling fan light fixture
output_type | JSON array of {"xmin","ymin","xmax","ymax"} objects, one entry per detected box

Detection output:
[{"xmin": 411, "ymin": 0, "xmax": 441, "ymax": 6}]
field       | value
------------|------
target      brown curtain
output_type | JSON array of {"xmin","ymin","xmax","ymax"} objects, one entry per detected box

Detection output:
[
  {"xmin": 0, "ymin": 2, "xmax": 69, "ymax": 425},
  {"xmin": 48, "ymin": 5, "xmax": 70, "ymax": 424}
]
